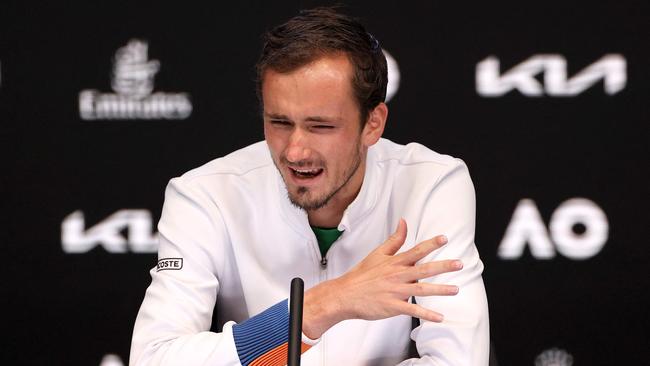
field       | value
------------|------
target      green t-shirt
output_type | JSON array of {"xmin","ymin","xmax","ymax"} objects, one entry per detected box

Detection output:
[{"xmin": 311, "ymin": 226, "xmax": 344, "ymax": 258}]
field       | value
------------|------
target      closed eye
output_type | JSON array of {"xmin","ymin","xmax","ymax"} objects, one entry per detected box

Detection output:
[{"xmin": 269, "ymin": 119, "xmax": 292, "ymax": 126}]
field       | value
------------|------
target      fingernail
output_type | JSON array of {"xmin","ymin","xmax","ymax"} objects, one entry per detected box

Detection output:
[
  {"xmin": 438, "ymin": 235, "xmax": 448, "ymax": 245},
  {"xmin": 451, "ymin": 286, "xmax": 459, "ymax": 294},
  {"xmin": 453, "ymin": 260, "xmax": 463, "ymax": 269}
]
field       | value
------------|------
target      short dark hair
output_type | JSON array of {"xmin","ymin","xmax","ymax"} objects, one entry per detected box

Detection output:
[{"xmin": 256, "ymin": 7, "xmax": 388, "ymax": 124}]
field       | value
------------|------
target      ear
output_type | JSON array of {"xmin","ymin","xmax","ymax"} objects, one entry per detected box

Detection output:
[{"xmin": 361, "ymin": 102, "xmax": 388, "ymax": 147}]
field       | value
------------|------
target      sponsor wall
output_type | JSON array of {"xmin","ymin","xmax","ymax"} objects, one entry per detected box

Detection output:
[{"xmin": 2, "ymin": 1, "xmax": 648, "ymax": 365}]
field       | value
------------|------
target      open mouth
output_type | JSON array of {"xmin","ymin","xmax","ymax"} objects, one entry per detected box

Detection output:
[{"xmin": 289, "ymin": 167, "xmax": 324, "ymax": 179}]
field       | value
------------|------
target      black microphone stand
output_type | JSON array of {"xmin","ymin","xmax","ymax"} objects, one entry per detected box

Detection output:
[{"xmin": 288, "ymin": 277, "xmax": 304, "ymax": 366}]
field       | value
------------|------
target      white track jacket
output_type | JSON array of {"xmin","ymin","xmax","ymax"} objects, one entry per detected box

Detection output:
[{"xmin": 130, "ymin": 138, "xmax": 489, "ymax": 366}]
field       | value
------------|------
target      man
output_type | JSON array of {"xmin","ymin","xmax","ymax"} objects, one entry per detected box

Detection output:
[{"xmin": 131, "ymin": 7, "xmax": 489, "ymax": 366}]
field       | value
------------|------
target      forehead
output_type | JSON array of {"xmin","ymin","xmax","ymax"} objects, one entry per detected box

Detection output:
[
  {"xmin": 261, "ymin": 54, "xmax": 355, "ymax": 99},
  {"xmin": 260, "ymin": 55, "xmax": 361, "ymax": 124}
]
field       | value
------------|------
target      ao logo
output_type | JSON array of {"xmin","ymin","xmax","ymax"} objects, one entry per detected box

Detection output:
[
  {"xmin": 383, "ymin": 49, "xmax": 400, "ymax": 102},
  {"xmin": 498, "ymin": 198, "xmax": 608, "ymax": 260},
  {"xmin": 476, "ymin": 54, "xmax": 626, "ymax": 96},
  {"xmin": 61, "ymin": 210, "xmax": 158, "ymax": 253},
  {"xmin": 99, "ymin": 354, "xmax": 124, "ymax": 366}
]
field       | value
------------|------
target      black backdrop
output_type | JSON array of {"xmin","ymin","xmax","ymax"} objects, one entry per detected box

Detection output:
[{"xmin": 2, "ymin": 1, "xmax": 649, "ymax": 365}]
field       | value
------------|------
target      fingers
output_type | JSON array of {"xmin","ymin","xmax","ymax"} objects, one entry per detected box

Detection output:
[
  {"xmin": 397, "ymin": 235, "xmax": 448, "ymax": 264},
  {"xmin": 396, "ymin": 302, "xmax": 445, "ymax": 323},
  {"xmin": 403, "ymin": 282, "xmax": 459, "ymax": 297},
  {"xmin": 378, "ymin": 218, "xmax": 407, "ymax": 255},
  {"xmin": 402, "ymin": 259, "xmax": 463, "ymax": 282}
]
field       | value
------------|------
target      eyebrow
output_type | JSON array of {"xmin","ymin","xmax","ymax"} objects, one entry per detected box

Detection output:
[
  {"xmin": 265, "ymin": 113, "xmax": 291, "ymax": 121},
  {"xmin": 264, "ymin": 112, "xmax": 340, "ymax": 123}
]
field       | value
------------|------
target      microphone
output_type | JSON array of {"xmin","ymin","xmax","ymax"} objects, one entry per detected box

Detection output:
[{"xmin": 288, "ymin": 277, "xmax": 304, "ymax": 366}]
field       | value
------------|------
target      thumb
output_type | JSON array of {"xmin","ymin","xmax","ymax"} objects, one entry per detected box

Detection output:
[{"xmin": 380, "ymin": 218, "xmax": 407, "ymax": 255}]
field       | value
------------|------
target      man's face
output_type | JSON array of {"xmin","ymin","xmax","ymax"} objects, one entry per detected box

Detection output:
[{"xmin": 262, "ymin": 54, "xmax": 369, "ymax": 211}]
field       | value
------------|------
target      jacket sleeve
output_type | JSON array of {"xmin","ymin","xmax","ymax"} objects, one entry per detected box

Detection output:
[
  {"xmin": 397, "ymin": 160, "xmax": 490, "ymax": 366},
  {"xmin": 130, "ymin": 177, "xmax": 314, "ymax": 366}
]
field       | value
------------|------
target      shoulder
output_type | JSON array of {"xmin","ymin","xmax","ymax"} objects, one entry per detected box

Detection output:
[
  {"xmin": 370, "ymin": 139, "xmax": 476, "ymax": 227},
  {"xmin": 163, "ymin": 141, "xmax": 276, "ymax": 204},
  {"xmin": 371, "ymin": 138, "xmax": 470, "ymax": 181},
  {"xmin": 178, "ymin": 141, "xmax": 274, "ymax": 184}
]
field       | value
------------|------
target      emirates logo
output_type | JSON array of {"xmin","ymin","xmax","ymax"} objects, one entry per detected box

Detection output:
[{"xmin": 79, "ymin": 39, "xmax": 192, "ymax": 120}]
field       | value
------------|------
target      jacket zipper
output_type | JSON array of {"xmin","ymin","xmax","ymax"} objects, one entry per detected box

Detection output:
[{"xmin": 311, "ymin": 232, "xmax": 343, "ymax": 365}]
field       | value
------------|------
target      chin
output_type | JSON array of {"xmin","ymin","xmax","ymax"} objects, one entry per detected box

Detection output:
[{"xmin": 288, "ymin": 190, "xmax": 330, "ymax": 211}]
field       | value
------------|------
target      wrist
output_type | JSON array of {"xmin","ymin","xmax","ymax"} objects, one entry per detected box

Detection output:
[{"xmin": 302, "ymin": 278, "xmax": 346, "ymax": 339}]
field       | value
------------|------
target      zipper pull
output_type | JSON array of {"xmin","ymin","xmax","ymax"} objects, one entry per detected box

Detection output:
[{"xmin": 320, "ymin": 257, "xmax": 328, "ymax": 267}]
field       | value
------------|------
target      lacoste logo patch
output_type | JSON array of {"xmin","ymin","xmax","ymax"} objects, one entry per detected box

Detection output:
[{"xmin": 157, "ymin": 258, "xmax": 183, "ymax": 271}]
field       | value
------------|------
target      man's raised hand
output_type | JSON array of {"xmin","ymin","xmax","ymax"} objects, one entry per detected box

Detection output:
[{"xmin": 302, "ymin": 219, "xmax": 463, "ymax": 339}]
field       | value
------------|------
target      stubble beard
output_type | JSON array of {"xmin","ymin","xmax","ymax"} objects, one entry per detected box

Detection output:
[{"xmin": 281, "ymin": 147, "xmax": 363, "ymax": 212}]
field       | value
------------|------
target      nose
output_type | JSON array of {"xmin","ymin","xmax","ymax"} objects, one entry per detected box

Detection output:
[{"xmin": 285, "ymin": 127, "xmax": 313, "ymax": 163}]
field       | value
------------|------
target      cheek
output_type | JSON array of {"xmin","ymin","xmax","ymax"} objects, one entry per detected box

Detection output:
[
  {"xmin": 326, "ymin": 141, "xmax": 355, "ymax": 170},
  {"xmin": 264, "ymin": 130, "xmax": 284, "ymax": 157}
]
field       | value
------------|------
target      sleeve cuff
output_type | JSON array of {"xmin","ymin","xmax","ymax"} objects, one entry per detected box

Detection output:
[
  {"xmin": 302, "ymin": 332, "xmax": 320, "ymax": 346},
  {"xmin": 232, "ymin": 299, "xmax": 315, "ymax": 366}
]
